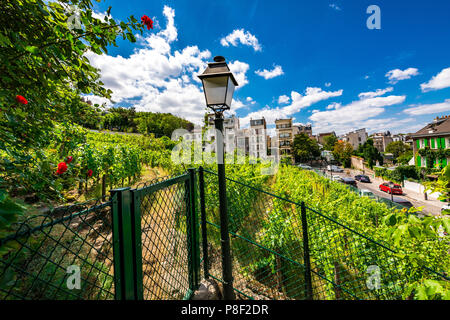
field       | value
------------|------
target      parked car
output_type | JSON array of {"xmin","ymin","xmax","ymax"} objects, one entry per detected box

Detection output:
[
  {"xmin": 332, "ymin": 175, "xmax": 344, "ymax": 182},
  {"xmin": 326, "ymin": 165, "xmax": 344, "ymax": 172},
  {"xmin": 297, "ymin": 164, "xmax": 313, "ymax": 170},
  {"xmin": 359, "ymin": 189, "xmax": 375, "ymax": 199},
  {"xmin": 341, "ymin": 177, "xmax": 357, "ymax": 187},
  {"xmin": 355, "ymin": 175, "xmax": 371, "ymax": 183},
  {"xmin": 379, "ymin": 182, "xmax": 403, "ymax": 195}
]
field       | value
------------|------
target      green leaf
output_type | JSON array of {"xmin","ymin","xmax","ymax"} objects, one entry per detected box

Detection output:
[{"xmin": 25, "ymin": 46, "xmax": 39, "ymax": 54}]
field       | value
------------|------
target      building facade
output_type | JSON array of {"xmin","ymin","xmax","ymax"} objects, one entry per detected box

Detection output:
[
  {"xmin": 275, "ymin": 118, "xmax": 294, "ymax": 158},
  {"xmin": 249, "ymin": 118, "xmax": 268, "ymax": 159},
  {"xmin": 342, "ymin": 128, "xmax": 368, "ymax": 150},
  {"xmin": 372, "ymin": 132, "xmax": 393, "ymax": 152},
  {"xmin": 411, "ymin": 115, "xmax": 450, "ymax": 168},
  {"xmin": 293, "ymin": 124, "xmax": 313, "ymax": 138}
]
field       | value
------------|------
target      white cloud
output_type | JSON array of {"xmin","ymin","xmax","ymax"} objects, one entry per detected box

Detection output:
[
  {"xmin": 420, "ymin": 67, "xmax": 450, "ymax": 92},
  {"xmin": 385, "ymin": 68, "xmax": 419, "ymax": 84},
  {"xmin": 403, "ymin": 99, "xmax": 450, "ymax": 115},
  {"xmin": 255, "ymin": 65, "xmax": 284, "ymax": 80},
  {"xmin": 329, "ymin": 4, "xmax": 342, "ymax": 11},
  {"xmin": 220, "ymin": 29, "xmax": 262, "ymax": 52},
  {"xmin": 325, "ymin": 82, "xmax": 331, "ymax": 87},
  {"xmin": 84, "ymin": 6, "xmax": 251, "ymax": 125},
  {"xmin": 310, "ymin": 94, "xmax": 406, "ymax": 135},
  {"xmin": 240, "ymin": 87, "xmax": 343, "ymax": 127},
  {"xmin": 228, "ymin": 60, "xmax": 250, "ymax": 87},
  {"xmin": 358, "ymin": 87, "xmax": 393, "ymax": 99},
  {"xmin": 278, "ymin": 95, "xmax": 290, "ymax": 104}
]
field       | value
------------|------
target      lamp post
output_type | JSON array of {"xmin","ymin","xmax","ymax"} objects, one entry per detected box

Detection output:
[
  {"xmin": 389, "ymin": 181, "xmax": 394, "ymax": 202},
  {"xmin": 198, "ymin": 56, "xmax": 238, "ymax": 300}
]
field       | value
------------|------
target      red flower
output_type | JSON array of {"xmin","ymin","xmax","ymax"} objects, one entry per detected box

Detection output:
[
  {"xmin": 65, "ymin": 156, "xmax": 73, "ymax": 164},
  {"xmin": 56, "ymin": 162, "xmax": 68, "ymax": 175},
  {"xmin": 15, "ymin": 95, "xmax": 28, "ymax": 105},
  {"xmin": 87, "ymin": 169, "xmax": 93, "ymax": 177},
  {"xmin": 141, "ymin": 15, "xmax": 153, "ymax": 30}
]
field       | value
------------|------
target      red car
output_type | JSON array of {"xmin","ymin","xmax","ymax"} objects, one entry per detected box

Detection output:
[{"xmin": 379, "ymin": 182, "xmax": 403, "ymax": 195}]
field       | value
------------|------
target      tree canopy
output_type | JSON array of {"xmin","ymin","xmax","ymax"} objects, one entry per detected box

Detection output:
[
  {"xmin": 333, "ymin": 141, "xmax": 353, "ymax": 167},
  {"xmin": 386, "ymin": 141, "xmax": 412, "ymax": 162},
  {"xmin": 292, "ymin": 133, "xmax": 320, "ymax": 163},
  {"xmin": 323, "ymin": 134, "xmax": 338, "ymax": 151}
]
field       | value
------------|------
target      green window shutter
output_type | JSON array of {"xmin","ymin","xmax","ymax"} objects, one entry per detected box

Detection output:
[
  {"xmin": 431, "ymin": 138, "xmax": 435, "ymax": 148},
  {"xmin": 424, "ymin": 139, "xmax": 428, "ymax": 147},
  {"xmin": 417, "ymin": 155, "xmax": 421, "ymax": 167},
  {"xmin": 416, "ymin": 140, "xmax": 420, "ymax": 149},
  {"xmin": 443, "ymin": 158, "xmax": 448, "ymax": 167},
  {"xmin": 441, "ymin": 137, "xmax": 446, "ymax": 149},
  {"xmin": 437, "ymin": 138, "xmax": 441, "ymax": 149}
]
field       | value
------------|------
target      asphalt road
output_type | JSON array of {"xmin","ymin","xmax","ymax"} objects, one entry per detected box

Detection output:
[{"xmin": 325, "ymin": 168, "xmax": 443, "ymax": 216}]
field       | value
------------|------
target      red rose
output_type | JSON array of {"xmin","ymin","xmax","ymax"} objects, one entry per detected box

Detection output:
[
  {"xmin": 141, "ymin": 15, "xmax": 153, "ymax": 30},
  {"xmin": 87, "ymin": 169, "xmax": 93, "ymax": 177},
  {"xmin": 65, "ymin": 156, "xmax": 73, "ymax": 164},
  {"xmin": 56, "ymin": 162, "xmax": 68, "ymax": 175},
  {"xmin": 15, "ymin": 95, "xmax": 28, "ymax": 105}
]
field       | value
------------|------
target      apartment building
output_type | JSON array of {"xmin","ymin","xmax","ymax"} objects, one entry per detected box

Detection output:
[
  {"xmin": 293, "ymin": 124, "xmax": 313, "ymax": 138},
  {"xmin": 342, "ymin": 128, "xmax": 368, "ymax": 150},
  {"xmin": 275, "ymin": 118, "xmax": 294, "ymax": 158},
  {"xmin": 411, "ymin": 115, "xmax": 450, "ymax": 168},
  {"xmin": 249, "ymin": 118, "xmax": 268, "ymax": 159},
  {"xmin": 372, "ymin": 132, "xmax": 393, "ymax": 152}
]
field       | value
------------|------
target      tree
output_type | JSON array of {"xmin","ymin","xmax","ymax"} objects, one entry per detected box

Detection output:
[
  {"xmin": 333, "ymin": 141, "xmax": 353, "ymax": 167},
  {"xmin": 425, "ymin": 165, "xmax": 450, "ymax": 205},
  {"xmin": 355, "ymin": 138, "xmax": 383, "ymax": 168},
  {"xmin": 323, "ymin": 135, "xmax": 338, "ymax": 151},
  {"xmin": 0, "ymin": 0, "xmax": 147, "ymax": 192},
  {"xmin": 385, "ymin": 141, "xmax": 412, "ymax": 162},
  {"xmin": 292, "ymin": 133, "xmax": 320, "ymax": 164}
]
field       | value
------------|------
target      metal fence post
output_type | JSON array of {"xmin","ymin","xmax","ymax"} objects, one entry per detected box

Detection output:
[
  {"xmin": 131, "ymin": 189, "xmax": 144, "ymax": 300},
  {"xmin": 110, "ymin": 187, "xmax": 136, "ymax": 300},
  {"xmin": 186, "ymin": 168, "xmax": 200, "ymax": 292},
  {"xmin": 198, "ymin": 166, "xmax": 209, "ymax": 279},
  {"xmin": 300, "ymin": 201, "xmax": 313, "ymax": 300}
]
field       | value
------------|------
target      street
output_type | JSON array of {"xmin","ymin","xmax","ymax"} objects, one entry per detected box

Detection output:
[{"xmin": 317, "ymin": 167, "xmax": 444, "ymax": 216}]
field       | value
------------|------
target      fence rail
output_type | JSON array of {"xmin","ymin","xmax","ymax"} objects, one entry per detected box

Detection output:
[
  {"xmin": 0, "ymin": 200, "xmax": 115, "ymax": 300},
  {"xmin": 1, "ymin": 167, "xmax": 448, "ymax": 300},
  {"xmin": 201, "ymin": 168, "xmax": 449, "ymax": 300}
]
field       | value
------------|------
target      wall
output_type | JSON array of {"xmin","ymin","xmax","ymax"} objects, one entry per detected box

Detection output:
[
  {"xmin": 403, "ymin": 180, "xmax": 442, "ymax": 200},
  {"xmin": 351, "ymin": 156, "xmax": 365, "ymax": 171}
]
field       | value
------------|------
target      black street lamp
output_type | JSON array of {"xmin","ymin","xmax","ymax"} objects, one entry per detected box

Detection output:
[
  {"xmin": 198, "ymin": 56, "xmax": 238, "ymax": 300},
  {"xmin": 389, "ymin": 181, "xmax": 394, "ymax": 202}
]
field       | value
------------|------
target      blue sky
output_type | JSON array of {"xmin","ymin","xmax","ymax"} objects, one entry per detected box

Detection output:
[{"xmin": 86, "ymin": 0, "xmax": 450, "ymax": 136}]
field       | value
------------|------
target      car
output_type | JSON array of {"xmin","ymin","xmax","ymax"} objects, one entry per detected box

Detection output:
[
  {"xmin": 359, "ymin": 189, "xmax": 375, "ymax": 199},
  {"xmin": 297, "ymin": 164, "xmax": 313, "ymax": 170},
  {"xmin": 332, "ymin": 175, "xmax": 344, "ymax": 182},
  {"xmin": 442, "ymin": 204, "xmax": 450, "ymax": 214},
  {"xmin": 355, "ymin": 175, "xmax": 371, "ymax": 183},
  {"xmin": 341, "ymin": 177, "xmax": 357, "ymax": 187},
  {"xmin": 326, "ymin": 165, "xmax": 344, "ymax": 172},
  {"xmin": 379, "ymin": 182, "xmax": 403, "ymax": 195}
]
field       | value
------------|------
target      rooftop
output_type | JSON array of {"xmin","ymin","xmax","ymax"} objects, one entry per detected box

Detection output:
[{"xmin": 411, "ymin": 115, "xmax": 450, "ymax": 137}]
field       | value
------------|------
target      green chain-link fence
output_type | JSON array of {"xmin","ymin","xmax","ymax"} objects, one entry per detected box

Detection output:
[
  {"xmin": 0, "ymin": 200, "xmax": 115, "ymax": 300},
  {"xmin": 1, "ymin": 168, "xmax": 447, "ymax": 300},
  {"xmin": 201, "ymin": 168, "xmax": 449, "ymax": 300}
]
